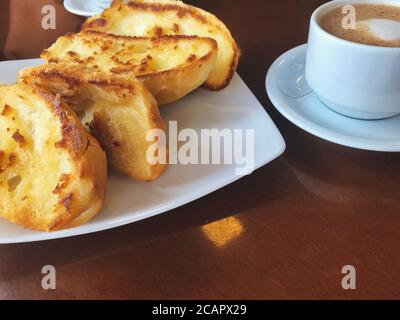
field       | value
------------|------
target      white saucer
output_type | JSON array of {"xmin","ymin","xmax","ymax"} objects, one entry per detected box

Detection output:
[
  {"xmin": 266, "ymin": 44, "xmax": 400, "ymax": 152},
  {"xmin": 64, "ymin": 0, "xmax": 110, "ymax": 17}
]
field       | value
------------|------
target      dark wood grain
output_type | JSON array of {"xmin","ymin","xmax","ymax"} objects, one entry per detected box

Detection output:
[
  {"xmin": 0, "ymin": 0, "xmax": 10, "ymax": 60},
  {"xmin": 0, "ymin": 0, "xmax": 399, "ymax": 300}
]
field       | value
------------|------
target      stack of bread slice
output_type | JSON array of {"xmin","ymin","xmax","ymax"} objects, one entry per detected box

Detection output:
[
  {"xmin": 20, "ymin": 64, "xmax": 167, "ymax": 181},
  {"xmin": 41, "ymin": 32, "xmax": 219, "ymax": 105},
  {"xmin": 82, "ymin": 0, "xmax": 240, "ymax": 90},
  {"xmin": 1, "ymin": 0, "xmax": 239, "ymax": 231}
]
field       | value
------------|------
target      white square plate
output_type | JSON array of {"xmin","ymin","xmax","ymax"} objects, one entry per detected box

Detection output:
[{"xmin": 0, "ymin": 59, "xmax": 285, "ymax": 243}]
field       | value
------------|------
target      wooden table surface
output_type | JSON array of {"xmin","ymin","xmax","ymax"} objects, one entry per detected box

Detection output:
[{"xmin": 1, "ymin": 0, "xmax": 400, "ymax": 300}]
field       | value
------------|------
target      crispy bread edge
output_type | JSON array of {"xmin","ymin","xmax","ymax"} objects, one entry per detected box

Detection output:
[{"xmin": 82, "ymin": 0, "xmax": 240, "ymax": 90}]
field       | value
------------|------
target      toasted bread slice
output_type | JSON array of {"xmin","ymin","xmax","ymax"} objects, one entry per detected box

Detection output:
[
  {"xmin": 19, "ymin": 64, "xmax": 167, "ymax": 181},
  {"xmin": 41, "ymin": 32, "xmax": 217, "ymax": 105},
  {"xmin": 0, "ymin": 83, "xmax": 107, "ymax": 231},
  {"xmin": 82, "ymin": 0, "xmax": 239, "ymax": 90}
]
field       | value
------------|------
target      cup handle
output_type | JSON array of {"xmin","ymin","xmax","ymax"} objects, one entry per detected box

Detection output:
[{"xmin": 277, "ymin": 52, "xmax": 313, "ymax": 98}]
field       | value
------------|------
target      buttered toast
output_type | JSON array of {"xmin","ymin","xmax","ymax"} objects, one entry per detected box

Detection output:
[
  {"xmin": 42, "ymin": 32, "xmax": 218, "ymax": 105},
  {"xmin": 19, "ymin": 64, "xmax": 167, "ymax": 181},
  {"xmin": 0, "ymin": 83, "xmax": 107, "ymax": 231},
  {"xmin": 82, "ymin": 0, "xmax": 239, "ymax": 90}
]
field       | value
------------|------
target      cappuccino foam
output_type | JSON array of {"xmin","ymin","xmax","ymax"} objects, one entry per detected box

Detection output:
[
  {"xmin": 319, "ymin": 4, "xmax": 400, "ymax": 47},
  {"xmin": 359, "ymin": 19, "xmax": 400, "ymax": 41}
]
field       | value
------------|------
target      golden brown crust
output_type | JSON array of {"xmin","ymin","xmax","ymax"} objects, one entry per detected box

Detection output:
[
  {"xmin": 61, "ymin": 135, "xmax": 107, "ymax": 230},
  {"xmin": 82, "ymin": 0, "xmax": 239, "ymax": 90},
  {"xmin": 204, "ymin": 43, "xmax": 241, "ymax": 91},
  {"xmin": 30, "ymin": 85, "xmax": 89, "ymax": 159},
  {"xmin": 19, "ymin": 64, "xmax": 167, "ymax": 181},
  {"xmin": 41, "ymin": 31, "xmax": 218, "ymax": 105},
  {"xmin": 0, "ymin": 83, "xmax": 107, "ymax": 232},
  {"xmin": 125, "ymin": 1, "xmax": 208, "ymax": 23},
  {"xmin": 135, "ymin": 36, "xmax": 217, "ymax": 103}
]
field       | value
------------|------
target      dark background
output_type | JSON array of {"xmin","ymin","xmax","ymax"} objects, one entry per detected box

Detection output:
[{"xmin": 0, "ymin": 0, "xmax": 399, "ymax": 299}]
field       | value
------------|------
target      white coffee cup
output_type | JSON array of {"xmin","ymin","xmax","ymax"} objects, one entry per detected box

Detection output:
[{"xmin": 306, "ymin": 0, "xmax": 400, "ymax": 120}]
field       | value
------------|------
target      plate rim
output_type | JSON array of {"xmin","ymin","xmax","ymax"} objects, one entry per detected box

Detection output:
[
  {"xmin": 266, "ymin": 43, "xmax": 400, "ymax": 152},
  {"xmin": 64, "ymin": 0, "xmax": 98, "ymax": 17},
  {"xmin": 0, "ymin": 153, "xmax": 283, "ymax": 244},
  {"xmin": 0, "ymin": 59, "xmax": 286, "ymax": 244}
]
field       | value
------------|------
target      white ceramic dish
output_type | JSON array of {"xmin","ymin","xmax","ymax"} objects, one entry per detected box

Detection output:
[
  {"xmin": 266, "ymin": 44, "xmax": 400, "ymax": 152},
  {"xmin": 0, "ymin": 58, "xmax": 285, "ymax": 244},
  {"xmin": 64, "ymin": 0, "xmax": 111, "ymax": 17}
]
